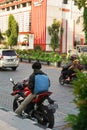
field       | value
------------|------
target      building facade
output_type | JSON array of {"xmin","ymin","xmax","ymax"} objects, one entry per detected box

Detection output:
[{"xmin": 0, "ymin": 0, "xmax": 84, "ymax": 53}]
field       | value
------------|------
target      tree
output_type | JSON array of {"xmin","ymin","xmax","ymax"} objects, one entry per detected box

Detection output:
[
  {"xmin": 77, "ymin": 0, "xmax": 87, "ymax": 43},
  {"xmin": 48, "ymin": 19, "xmax": 60, "ymax": 51},
  {"xmin": 0, "ymin": 30, "xmax": 4, "ymax": 44},
  {"xmin": 6, "ymin": 14, "xmax": 19, "ymax": 48}
]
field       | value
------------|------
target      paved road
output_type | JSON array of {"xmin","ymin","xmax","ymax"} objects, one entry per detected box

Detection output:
[{"xmin": 0, "ymin": 62, "xmax": 77, "ymax": 129}]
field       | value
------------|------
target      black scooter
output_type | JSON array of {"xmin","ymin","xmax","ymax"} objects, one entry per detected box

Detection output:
[
  {"xmin": 59, "ymin": 73, "xmax": 75, "ymax": 85},
  {"xmin": 59, "ymin": 63, "xmax": 74, "ymax": 85},
  {"xmin": 59, "ymin": 61, "xmax": 83, "ymax": 85}
]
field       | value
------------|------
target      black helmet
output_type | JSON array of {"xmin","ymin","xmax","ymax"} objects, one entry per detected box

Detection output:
[
  {"xmin": 32, "ymin": 61, "xmax": 42, "ymax": 69},
  {"xmin": 70, "ymin": 54, "xmax": 77, "ymax": 61}
]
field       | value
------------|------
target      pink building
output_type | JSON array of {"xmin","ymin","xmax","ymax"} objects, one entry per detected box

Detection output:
[{"xmin": 0, "ymin": 0, "xmax": 84, "ymax": 53}]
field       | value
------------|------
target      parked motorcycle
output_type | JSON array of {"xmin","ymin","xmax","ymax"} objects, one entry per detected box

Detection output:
[{"xmin": 10, "ymin": 78, "xmax": 58, "ymax": 129}]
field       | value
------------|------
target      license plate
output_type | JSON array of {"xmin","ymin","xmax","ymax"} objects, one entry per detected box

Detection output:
[{"xmin": 7, "ymin": 59, "xmax": 14, "ymax": 62}]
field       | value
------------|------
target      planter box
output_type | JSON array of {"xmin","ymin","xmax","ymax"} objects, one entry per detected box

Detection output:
[
  {"xmin": 20, "ymin": 58, "xmax": 62, "ymax": 67},
  {"xmin": 20, "ymin": 58, "xmax": 31, "ymax": 63},
  {"xmin": 57, "ymin": 61, "xmax": 61, "ymax": 67}
]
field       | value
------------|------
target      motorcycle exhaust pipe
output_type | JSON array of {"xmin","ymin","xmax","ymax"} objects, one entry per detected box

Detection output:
[{"xmin": 15, "ymin": 93, "xmax": 36, "ymax": 115}]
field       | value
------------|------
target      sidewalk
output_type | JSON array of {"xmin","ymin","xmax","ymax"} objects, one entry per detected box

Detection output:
[
  {"xmin": 0, "ymin": 106, "xmax": 72, "ymax": 130},
  {"xmin": 0, "ymin": 109, "xmax": 45, "ymax": 130},
  {"xmin": 0, "ymin": 120, "xmax": 18, "ymax": 130},
  {"xmin": 0, "ymin": 108, "xmax": 73, "ymax": 130}
]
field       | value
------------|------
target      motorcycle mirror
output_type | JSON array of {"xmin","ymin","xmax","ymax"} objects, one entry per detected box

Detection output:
[
  {"xmin": 10, "ymin": 78, "xmax": 15, "ymax": 85},
  {"xmin": 10, "ymin": 78, "xmax": 13, "ymax": 82}
]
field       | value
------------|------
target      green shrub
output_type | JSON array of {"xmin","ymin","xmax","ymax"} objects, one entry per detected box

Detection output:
[
  {"xmin": 80, "ymin": 54, "xmax": 87, "ymax": 64},
  {"xmin": 16, "ymin": 49, "xmax": 63, "ymax": 63},
  {"xmin": 53, "ymin": 53, "xmax": 62, "ymax": 63},
  {"xmin": 66, "ymin": 71, "xmax": 87, "ymax": 130},
  {"xmin": 34, "ymin": 45, "xmax": 42, "ymax": 51}
]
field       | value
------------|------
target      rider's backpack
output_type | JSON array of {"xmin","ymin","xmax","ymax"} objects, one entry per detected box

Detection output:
[{"xmin": 34, "ymin": 74, "xmax": 50, "ymax": 94}]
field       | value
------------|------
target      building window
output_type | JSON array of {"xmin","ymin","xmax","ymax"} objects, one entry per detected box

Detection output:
[
  {"xmin": 29, "ymin": 22, "xmax": 31, "ymax": 31},
  {"xmin": 17, "ymin": 4, "xmax": 20, "ymax": 8},
  {"xmin": 2, "ymin": 8, "xmax": 5, "ymax": 11},
  {"xmin": 28, "ymin": 2, "xmax": 31, "ymax": 6},
  {"xmin": 74, "ymin": 0, "xmax": 77, "ymax": 5},
  {"xmin": 29, "ymin": 12, "xmax": 31, "ymax": 31},
  {"xmin": 7, "ymin": 7, "xmax": 10, "ymax": 11},
  {"xmin": 22, "ymin": 3, "xmax": 26, "ymax": 7},
  {"xmin": 6, "ymin": 2, "xmax": 9, "ymax": 4},
  {"xmin": 11, "ymin": 6, "xmax": 15, "ymax": 10},
  {"xmin": 63, "ymin": 0, "xmax": 68, "ymax": 4}
]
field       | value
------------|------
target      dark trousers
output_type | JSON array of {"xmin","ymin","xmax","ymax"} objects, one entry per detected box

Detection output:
[{"xmin": 63, "ymin": 69, "xmax": 75, "ymax": 79}]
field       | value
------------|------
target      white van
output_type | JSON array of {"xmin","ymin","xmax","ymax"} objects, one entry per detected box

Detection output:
[
  {"xmin": 0, "ymin": 49, "xmax": 19, "ymax": 70},
  {"xmin": 76, "ymin": 45, "xmax": 87, "ymax": 54},
  {"xmin": 67, "ymin": 45, "xmax": 87, "ymax": 59}
]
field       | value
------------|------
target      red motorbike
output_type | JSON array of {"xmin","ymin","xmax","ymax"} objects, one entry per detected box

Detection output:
[{"xmin": 10, "ymin": 78, "xmax": 58, "ymax": 129}]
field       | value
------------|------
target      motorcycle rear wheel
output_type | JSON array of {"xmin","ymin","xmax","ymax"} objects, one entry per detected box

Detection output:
[{"xmin": 37, "ymin": 105, "xmax": 54, "ymax": 128}]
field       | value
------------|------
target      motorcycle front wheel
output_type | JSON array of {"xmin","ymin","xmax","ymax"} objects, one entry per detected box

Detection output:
[
  {"xmin": 59, "ymin": 75, "xmax": 64, "ymax": 85},
  {"xmin": 13, "ymin": 95, "xmax": 23, "ymax": 112},
  {"xmin": 37, "ymin": 105, "xmax": 54, "ymax": 128}
]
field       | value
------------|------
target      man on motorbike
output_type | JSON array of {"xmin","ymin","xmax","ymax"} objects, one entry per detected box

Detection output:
[
  {"xmin": 64, "ymin": 59, "xmax": 83, "ymax": 81},
  {"xmin": 28, "ymin": 61, "xmax": 50, "ymax": 93},
  {"xmin": 15, "ymin": 61, "xmax": 50, "ymax": 115},
  {"xmin": 64, "ymin": 54, "xmax": 77, "ymax": 69},
  {"xmin": 62, "ymin": 54, "xmax": 77, "ymax": 79}
]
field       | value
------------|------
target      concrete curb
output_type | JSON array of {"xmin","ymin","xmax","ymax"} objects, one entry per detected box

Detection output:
[{"xmin": 0, "ymin": 109, "xmax": 46, "ymax": 130}]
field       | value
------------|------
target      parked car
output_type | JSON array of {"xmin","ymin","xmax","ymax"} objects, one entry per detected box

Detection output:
[
  {"xmin": 76, "ymin": 45, "xmax": 87, "ymax": 55},
  {"xmin": 67, "ymin": 45, "xmax": 87, "ymax": 59},
  {"xmin": 0, "ymin": 49, "xmax": 19, "ymax": 70}
]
